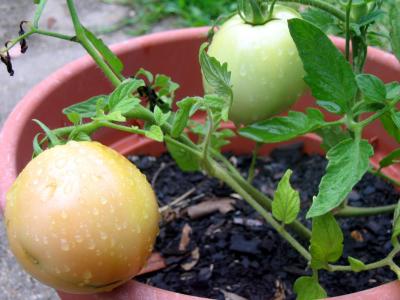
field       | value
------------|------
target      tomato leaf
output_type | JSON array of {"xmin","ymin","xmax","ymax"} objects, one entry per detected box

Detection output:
[
  {"xmin": 288, "ymin": 19, "xmax": 357, "ymax": 114},
  {"xmin": 145, "ymin": 125, "xmax": 164, "ymax": 142},
  {"xmin": 63, "ymin": 95, "xmax": 107, "ymax": 118},
  {"xmin": 392, "ymin": 201, "xmax": 400, "ymax": 247},
  {"xmin": 154, "ymin": 106, "xmax": 171, "ymax": 126},
  {"xmin": 356, "ymin": 74, "xmax": 387, "ymax": 103},
  {"xmin": 310, "ymin": 213, "xmax": 344, "ymax": 269},
  {"xmin": 389, "ymin": 3, "xmax": 400, "ymax": 62},
  {"xmin": 316, "ymin": 125, "xmax": 351, "ymax": 151},
  {"xmin": 166, "ymin": 138, "xmax": 199, "ymax": 172},
  {"xmin": 293, "ymin": 276, "xmax": 327, "ymax": 300},
  {"xmin": 33, "ymin": 119, "xmax": 61, "ymax": 147},
  {"xmin": 93, "ymin": 110, "xmax": 126, "ymax": 122},
  {"xmin": 83, "ymin": 27, "xmax": 124, "ymax": 74},
  {"xmin": 379, "ymin": 148, "xmax": 400, "ymax": 169},
  {"xmin": 135, "ymin": 68, "xmax": 154, "ymax": 83},
  {"xmin": 381, "ymin": 110, "xmax": 400, "ymax": 143},
  {"xmin": 111, "ymin": 97, "xmax": 141, "ymax": 115},
  {"xmin": 393, "ymin": 111, "xmax": 400, "ymax": 129},
  {"xmin": 74, "ymin": 132, "xmax": 91, "ymax": 142},
  {"xmin": 352, "ymin": 102, "xmax": 385, "ymax": 117},
  {"xmin": 386, "ymin": 82, "xmax": 400, "ymax": 100},
  {"xmin": 32, "ymin": 133, "xmax": 43, "ymax": 156},
  {"xmin": 211, "ymin": 128, "xmax": 235, "ymax": 151},
  {"xmin": 66, "ymin": 112, "xmax": 81, "ymax": 125},
  {"xmin": 348, "ymin": 256, "xmax": 366, "ymax": 272},
  {"xmin": 272, "ymin": 170, "xmax": 300, "ymax": 224},
  {"xmin": 171, "ymin": 97, "xmax": 200, "ymax": 138},
  {"xmin": 307, "ymin": 138, "xmax": 374, "ymax": 218},
  {"xmin": 199, "ymin": 43, "xmax": 232, "ymax": 100},
  {"xmin": 239, "ymin": 108, "xmax": 325, "ymax": 143},
  {"xmin": 301, "ymin": 8, "xmax": 339, "ymax": 35},
  {"xmin": 109, "ymin": 78, "xmax": 145, "ymax": 111},
  {"xmin": 204, "ymin": 94, "xmax": 229, "ymax": 122},
  {"xmin": 154, "ymin": 74, "xmax": 180, "ymax": 97}
]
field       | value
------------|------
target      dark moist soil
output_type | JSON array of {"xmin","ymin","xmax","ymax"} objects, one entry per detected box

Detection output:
[{"xmin": 133, "ymin": 143, "xmax": 400, "ymax": 300}]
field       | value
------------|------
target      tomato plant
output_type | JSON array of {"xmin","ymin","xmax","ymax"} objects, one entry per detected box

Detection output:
[
  {"xmin": 1, "ymin": 0, "xmax": 400, "ymax": 299},
  {"xmin": 4, "ymin": 141, "xmax": 159, "ymax": 293},
  {"xmin": 204, "ymin": 4, "xmax": 305, "ymax": 125}
]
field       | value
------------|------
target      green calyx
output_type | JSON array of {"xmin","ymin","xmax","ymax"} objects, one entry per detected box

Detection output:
[{"xmin": 237, "ymin": 0, "xmax": 271, "ymax": 25}]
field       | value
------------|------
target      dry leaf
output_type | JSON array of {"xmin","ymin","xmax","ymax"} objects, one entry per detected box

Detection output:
[
  {"xmin": 187, "ymin": 198, "xmax": 235, "ymax": 219},
  {"xmin": 273, "ymin": 279, "xmax": 286, "ymax": 300},
  {"xmin": 181, "ymin": 247, "xmax": 200, "ymax": 271},
  {"xmin": 179, "ymin": 223, "xmax": 192, "ymax": 252},
  {"xmin": 351, "ymin": 230, "xmax": 364, "ymax": 242},
  {"xmin": 220, "ymin": 290, "xmax": 248, "ymax": 300},
  {"xmin": 138, "ymin": 252, "xmax": 166, "ymax": 275}
]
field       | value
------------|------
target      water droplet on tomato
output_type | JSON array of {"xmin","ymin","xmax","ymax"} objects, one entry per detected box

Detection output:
[{"xmin": 60, "ymin": 239, "xmax": 70, "ymax": 251}]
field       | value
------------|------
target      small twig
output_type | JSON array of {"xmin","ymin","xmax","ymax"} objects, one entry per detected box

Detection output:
[
  {"xmin": 159, "ymin": 187, "xmax": 197, "ymax": 213},
  {"xmin": 151, "ymin": 161, "xmax": 174, "ymax": 187}
]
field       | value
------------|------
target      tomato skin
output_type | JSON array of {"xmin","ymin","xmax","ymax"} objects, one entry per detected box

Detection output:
[
  {"xmin": 205, "ymin": 5, "xmax": 306, "ymax": 125},
  {"xmin": 4, "ymin": 141, "xmax": 159, "ymax": 294}
]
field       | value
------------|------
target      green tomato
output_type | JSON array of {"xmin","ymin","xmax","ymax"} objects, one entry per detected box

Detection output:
[{"xmin": 205, "ymin": 5, "xmax": 306, "ymax": 125}]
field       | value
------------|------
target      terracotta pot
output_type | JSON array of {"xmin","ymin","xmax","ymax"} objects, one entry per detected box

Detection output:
[{"xmin": 1, "ymin": 27, "xmax": 399, "ymax": 299}]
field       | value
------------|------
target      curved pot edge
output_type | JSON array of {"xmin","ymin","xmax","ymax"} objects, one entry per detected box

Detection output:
[{"xmin": 0, "ymin": 28, "xmax": 399, "ymax": 300}]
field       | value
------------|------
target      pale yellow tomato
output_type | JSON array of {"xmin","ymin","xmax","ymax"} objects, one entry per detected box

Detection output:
[{"xmin": 4, "ymin": 141, "xmax": 159, "ymax": 294}]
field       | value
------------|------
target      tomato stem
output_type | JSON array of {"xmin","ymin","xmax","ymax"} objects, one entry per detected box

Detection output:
[
  {"xmin": 345, "ymin": 0, "xmax": 353, "ymax": 62},
  {"xmin": 33, "ymin": 0, "xmax": 48, "ymax": 28},
  {"xmin": 335, "ymin": 203, "xmax": 397, "ymax": 217},
  {"xmin": 237, "ymin": 0, "xmax": 269, "ymax": 25},
  {"xmin": 66, "ymin": 0, "xmax": 123, "ymax": 87},
  {"xmin": 247, "ymin": 142, "xmax": 261, "ymax": 183},
  {"xmin": 277, "ymin": 0, "xmax": 346, "ymax": 22}
]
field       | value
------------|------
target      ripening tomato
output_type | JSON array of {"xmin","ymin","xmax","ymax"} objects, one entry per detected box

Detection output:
[
  {"xmin": 204, "ymin": 5, "xmax": 306, "ymax": 125},
  {"xmin": 4, "ymin": 141, "xmax": 159, "ymax": 294}
]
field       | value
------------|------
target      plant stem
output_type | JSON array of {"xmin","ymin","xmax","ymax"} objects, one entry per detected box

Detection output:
[
  {"xmin": 1, "ymin": 31, "xmax": 34, "ymax": 55},
  {"xmin": 201, "ymin": 113, "xmax": 214, "ymax": 171},
  {"xmin": 268, "ymin": 0, "xmax": 278, "ymax": 20},
  {"xmin": 33, "ymin": 0, "xmax": 48, "ymax": 28},
  {"xmin": 335, "ymin": 203, "xmax": 397, "ymax": 217},
  {"xmin": 212, "ymin": 162, "xmax": 312, "ymax": 261},
  {"xmin": 212, "ymin": 151, "xmax": 312, "ymax": 239},
  {"xmin": 345, "ymin": 0, "xmax": 353, "ymax": 61},
  {"xmin": 247, "ymin": 142, "xmax": 261, "ymax": 183},
  {"xmin": 34, "ymin": 29, "xmax": 77, "ymax": 41},
  {"xmin": 277, "ymin": 0, "xmax": 346, "ymax": 21},
  {"xmin": 357, "ymin": 105, "xmax": 395, "ymax": 129},
  {"xmin": 66, "ymin": 0, "xmax": 122, "ymax": 87},
  {"xmin": 328, "ymin": 257, "xmax": 387, "ymax": 272},
  {"xmin": 328, "ymin": 246, "xmax": 400, "ymax": 272}
]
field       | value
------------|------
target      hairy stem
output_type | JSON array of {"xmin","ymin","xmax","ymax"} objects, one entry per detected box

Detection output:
[{"xmin": 277, "ymin": 0, "xmax": 346, "ymax": 21}]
